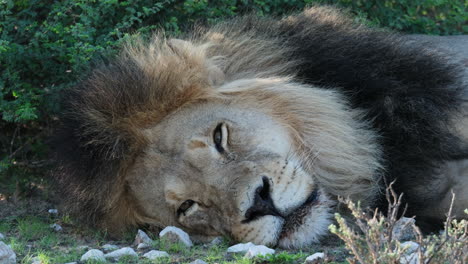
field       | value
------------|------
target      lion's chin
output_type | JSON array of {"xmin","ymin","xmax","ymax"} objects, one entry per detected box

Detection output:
[{"xmin": 276, "ymin": 192, "xmax": 335, "ymax": 248}]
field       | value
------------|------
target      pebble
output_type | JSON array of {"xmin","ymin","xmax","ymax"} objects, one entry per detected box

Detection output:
[
  {"xmin": 102, "ymin": 244, "xmax": 119, "ymax": 252},
  {"xmin": 77, "ymin": 245, "xmax": 89, "ymax": 251},
  {"xmin": 0, "ymin": 242, "xmax": 16, "ymax": 264},
  {"xmin": 392, "ymin": 217, "xmax": 416, "ymax": 241},
  {"xmin": 227, "ymin": 242, "xmax": 256, "ymax": 253},
  {"xmin": 0, "ymin": 233, "xmax": 4, "ymax": 240},
  {"xmin": 159, "ymin": 226, "xmax": 193, "ymax": 247},
  {"xmin": 143, "ymin": 250, "xmax": 169, "ymax": 260},
  {"xmin": 305, "ymin": 252, "xmax": 325, "ymax": 264},
  {"xmin": 189, "ymin": 259, "xmax": 208, "ymax": 264},
  {"xmin": 80, "ymin": 249, "xmax": 105, "ymax": 262},
  {"xmin": 400, "ymin": 241, "xmax": 420, "ymax": 254},
  {"xmin": 104, "ymin": 247, "xmax": 138, "ymax": 260},
  {"xmin": 210, "ymin": 237, "xmax": 223, "ymax": 246},
  {"xmin": 48, "ymin": 209, "xmax": 58, "ymax": 214},
  {"xmin": 137, "ymin": 243, "xmax": 150, "ymax": 250},
  {"xmin": 64, "ymin": 262, "xmax": 77, "ymax": 264},
  {"xmin": 134, "ymin": 229, "xmax": 153, "ymax": 245},
  {"xmin": 50, "ymin": 223, "xmax": 62, "ymax": 232},
  {"xmin": 400, "ymin": 252, "xmax": 419, "ymax": 264},
  {"xmin": 245, "ymin": 245, "xmax": 275, "ymax": 258}
]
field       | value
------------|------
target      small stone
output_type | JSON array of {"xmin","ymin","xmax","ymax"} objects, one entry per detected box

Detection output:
[
  {"xmin": 48, "ymin": 209, "xmax": 58, "ymax": 214},
  {"xmin": 245, "ymin": 245, "xmax": 275, "ymax": 258},
  {"xmin": 305, "ymin": 252, "xmax": 325, "ymax": 264},
  {"xmin": 0, "ymin": 233, "xmax": 5, "ymax": 240},
  {"xmin": 134, "ymin": 229, "xmax": 153, "ymax": 245},
  {"xmin": 137, "ymin": 243, "xmax": 150, "ymax": 250},
  {"xmin": 31, "ymin": 257, "xmax": 41, "ymax": 264},
  {"xmin": 0, "ymin": 242, "xmax": 16, "ymax": 264},
  {"xmin": 64, "ymin": 262, "xmax": 77, "ymax": 264},
  {"xmin": 77, "ymin": 245, "xmax": 89, "ymax": 251},
  {"xmin": 209, "ymin": 237, "xmax": 223, "ymax": 246},
  {"xmin": 227, "ymin": 242, "xmax": 256, "ymax": 253},
  {"xmin": 189, "ymin": 259, "xmax": 208, "ymax": 264},
  {"xmin": 392, "ymin": 217, "xmax": 416, "ymax": 241},
  {"xmin": 50, "ymin": 223, "xmax": 62, "ymax": 232},
  {"xmin": 104, "ymin": 247, "xmax": 137, "ymax": 260},
  {"xmin": 80, "ymin": 249, "xmax": 105, "ymax": 262},
  {"xmin": 102, "ymin": 244, "xmax": 119, "ymax": 252},
  {"xmin": 400, "ymin": 241, "xmax": 420, "ymax": 254},
  {"xmin": 159, "ymin": 226, "xmax": 193, "ymax": 247},
  {"xmin": 143, "ymin": 250, "xmax": 169, "ymax": 260},
  {"xmin": 400, "ymin": 252, "xmax": 419, "ymax": 264}
]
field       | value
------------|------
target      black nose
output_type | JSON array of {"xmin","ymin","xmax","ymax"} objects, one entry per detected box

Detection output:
[{"xmin": 243, "ymin": 176, "xmax": 281, "ymax": 223}]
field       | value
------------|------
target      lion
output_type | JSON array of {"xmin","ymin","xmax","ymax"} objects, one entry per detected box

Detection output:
[{"xmin": 52, "ymin": 6, "xmax": 468, "ymax": 248}]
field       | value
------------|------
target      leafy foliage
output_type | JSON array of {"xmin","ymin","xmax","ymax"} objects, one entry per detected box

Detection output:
[{"xmin": 0, "ymin": 0, "xmax": 466, "ymax": 194}]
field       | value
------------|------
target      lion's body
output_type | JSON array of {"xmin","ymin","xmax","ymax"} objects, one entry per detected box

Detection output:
[{"xmin": 53, "ymin": 6, "xmax": 467, "ymax": 248}]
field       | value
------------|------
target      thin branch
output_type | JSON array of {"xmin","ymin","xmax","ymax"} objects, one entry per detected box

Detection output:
[
  {"xmin": 425, "ymin": 191, "xmax": 455, "ymax": 264},
  {"xmin": 8, "ymin": 132, "xmax": 43, "ymax": 159}
]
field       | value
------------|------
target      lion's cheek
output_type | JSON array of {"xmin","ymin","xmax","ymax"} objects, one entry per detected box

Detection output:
[
  {"xmin": 278, "ymin": 196, "xmax": 335, "ymax": 248},
  {"xmin": 230, "ymin": 216, "xmax": 284, "ymax": 247}
]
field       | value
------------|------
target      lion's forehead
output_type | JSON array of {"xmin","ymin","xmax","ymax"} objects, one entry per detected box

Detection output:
[{"xmin": 143, "ymin": 100, "xmax": 294, "ymax": 158}]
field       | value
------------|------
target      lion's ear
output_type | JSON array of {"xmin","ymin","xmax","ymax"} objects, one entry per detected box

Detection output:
[{"xmin": 168, "ymin": 38, "xmax": 225, "ymax": 87}]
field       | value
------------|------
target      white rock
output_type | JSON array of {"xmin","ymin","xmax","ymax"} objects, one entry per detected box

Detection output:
[
  {"xmin": 102, "ymin": 244, "xmax": 119, "ymax": 252},
  {"xmin": 80, "ymin": 249, "xmax": 105, "ymax": 262},
  {"xmin": 137, "ymin": 243, "xmax": 150, "ymax": 250},
  {"xmin": 31, "ymin": 256, "xmax": 45, "ymax": 264},
  {"xmin": 104, "ymin": 247, "xmax": 137, "ymax": 260},
  {"xmin": 159, "ymin": 226, "xmax": 193, "ymax": 247},
  {"xmin": 0, "ymin": 242, "xmax": 16, "ymax": 264},
  {"xmin": 0, "ymin": 233, "xmax": 5, "ymax": 240},
  {"xmin": 189, "ymin": 259, "xmax": 208, "ymax": 264},
  {"xmin": 305, "ymin": 252, "xmax": 325, "ymax": 263},
  {"xmin": 77, "ymin": 245, "xmax": 89, "ymax": 251},
  {"xmin": 227, "ymin": 242, "xmax": 256, "ymax": 253},
  {"xmin": 64, "ymin": 262, "xmax": 77, "ymax": 264},
  {"xmin": 50, "ymin": 223, "xmax": 62, "ymax": 232},
  {"xmin": 210, "ymin": 237, "xmax": 223, "ymax": 246},
  {"xmin": 400, "ymin": 252, "xmax": 419, "ymax": 264},
  {"xmin": 400, "ymin": 241, "xmax": 420, "ymax": 254},
  {"xmin": 245, "ymin": 245, "xmax": 275, "ymax": 258},
  {"xmin": 393, "ymin": 217, "xmax": 416, "ymax": 241},
  {"xmin": 134, "ymin": 229, "xmax": 153, "ymax": 245},
  {"xmin": 143, "ymin": 250, "xmax": 169, "ymax": 260},
  {"xmin": 48, "ymin": 209, "xmax": 58, "ymax": 214}
]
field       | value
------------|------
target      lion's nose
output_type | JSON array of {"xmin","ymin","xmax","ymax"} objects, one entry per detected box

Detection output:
[{"xmin": 243, "ymin": 176, "xmax": 282, "ymax": 222}]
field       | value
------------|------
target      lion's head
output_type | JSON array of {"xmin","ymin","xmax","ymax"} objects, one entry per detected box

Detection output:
[{"xmin": 54, "ymin": 22, "xmax": 382, "ymax": 248}]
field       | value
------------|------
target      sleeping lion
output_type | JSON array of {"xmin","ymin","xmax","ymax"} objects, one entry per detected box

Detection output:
[{"xmin": 53, "ymin": 6, "xmax": 468, "ymax": 248}]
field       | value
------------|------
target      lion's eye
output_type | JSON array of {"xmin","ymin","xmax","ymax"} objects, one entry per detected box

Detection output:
[
  {"xmin": 177, "ymin": 200, "xmax": 195, "ymax": 216},
  {"xmin": 213, "ymin": 123, "xmax": 228, "ymax": 153}
]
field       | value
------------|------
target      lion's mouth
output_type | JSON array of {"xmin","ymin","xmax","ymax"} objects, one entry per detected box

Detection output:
[{"xmin": 279, "ymin": 188, "xmax": 319, "ymax": 238}]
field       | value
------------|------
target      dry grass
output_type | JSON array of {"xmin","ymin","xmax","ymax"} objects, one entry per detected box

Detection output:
[{"xmin": 329, "ymin": 182, "xmax": 468, "ymax": 264}]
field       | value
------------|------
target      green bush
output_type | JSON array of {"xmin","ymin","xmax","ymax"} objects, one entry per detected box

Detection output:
[{"xmin": 0, "ymin": 0, "xmax": 466, "ymax": 194}]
